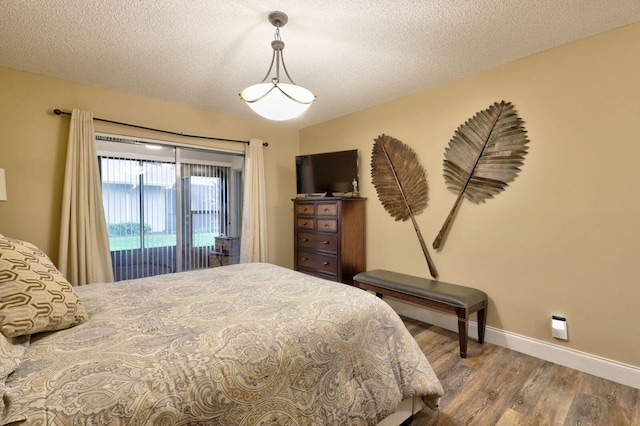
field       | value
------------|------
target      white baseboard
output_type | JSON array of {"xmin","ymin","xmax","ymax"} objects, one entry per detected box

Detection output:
[{"xmin": 387, "ymin": 300, "xmax": 640, "ymax": 390}]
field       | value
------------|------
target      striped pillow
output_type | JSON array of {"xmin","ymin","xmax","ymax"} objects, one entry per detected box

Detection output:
[{"xmin": 0, "ymin": 236, "xmax": 88, "ymax": 337}]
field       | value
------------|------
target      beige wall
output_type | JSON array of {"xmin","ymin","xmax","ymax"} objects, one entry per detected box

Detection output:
[
  {"xmin": 300, "ymin": 22, "xmax": 640, "ymax": 367},
  {"xmin": 1, "ymin": 22, "xmax": 639, "ymax": 368},
  {"xmin": 0, "ymin": 67, "xmax": 298, "ymax": 268}
]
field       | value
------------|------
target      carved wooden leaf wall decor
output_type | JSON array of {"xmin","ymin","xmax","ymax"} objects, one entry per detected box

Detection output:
[
  {"xmin": 371, "ymin": 134, "xmax": 438, "ymax": 278},
  {"xmin": 433, "ymin": 101, "xmax": 529, "ymax": 250}
]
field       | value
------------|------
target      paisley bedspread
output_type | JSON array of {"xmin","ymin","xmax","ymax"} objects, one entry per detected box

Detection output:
[{"xmin": 3, "ymin": 263, "xmax": 442, "ymax": 425}]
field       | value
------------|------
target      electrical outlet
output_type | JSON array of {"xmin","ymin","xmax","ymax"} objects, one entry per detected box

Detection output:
[{"xmin": 551, "ymin": 316, "xmax": 568, "ymax": 340}]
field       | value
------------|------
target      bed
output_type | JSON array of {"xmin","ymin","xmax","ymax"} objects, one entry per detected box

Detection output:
[{"xmin": 0, "ymin": 236, "xmax": 443, "ymax": 425}]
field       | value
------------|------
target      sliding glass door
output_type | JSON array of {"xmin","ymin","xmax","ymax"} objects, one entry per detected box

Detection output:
[{"xmin": 97, "ymin": 136, "xmax": 244, "ymax": 281}]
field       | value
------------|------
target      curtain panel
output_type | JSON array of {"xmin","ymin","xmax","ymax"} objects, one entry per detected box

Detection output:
[
  {"xmin": 240, "ymin": 139, "xmax": 267, "ymax": 263},
  {"xmin": 58, "ymin": 109, "xmax": 114, "ymax": 285}
]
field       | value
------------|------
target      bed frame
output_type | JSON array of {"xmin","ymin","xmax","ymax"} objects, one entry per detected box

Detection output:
[{"xmin": 377, "ymin": 396, "xmax": 423, "ymax": 426}]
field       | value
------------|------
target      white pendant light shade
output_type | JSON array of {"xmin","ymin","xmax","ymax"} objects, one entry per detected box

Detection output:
[
  {"xmin": 241, "ymin": 82, "xmax": 315, "ymax": 121},
  {"xmin": 240, "ymin": 11, "xmax": 315, "ymax": 121}
]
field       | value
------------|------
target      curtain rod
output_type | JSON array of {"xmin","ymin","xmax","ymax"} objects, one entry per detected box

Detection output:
[{"xmin": 53, "ymin": 109, "xmax": 268, "ymax": 146}]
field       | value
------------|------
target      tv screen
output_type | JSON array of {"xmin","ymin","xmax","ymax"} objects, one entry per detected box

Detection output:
[{"xmin": 296, "ymin": 149, "xmax": 359, "ymax": 195}]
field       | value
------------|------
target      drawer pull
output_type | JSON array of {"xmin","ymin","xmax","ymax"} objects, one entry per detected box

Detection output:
[
  {"xmin": 322, "ymin": 240, "xmax": 329, "ymax": 245},
  {"xmin": 323, "ymin": 223, "xmax": 329, "ymax": 227},
  {"xmin": 323, "ymin": 261, "xmax": 329, "ymax": 266},
  {"xmin": 303, "ymin": 222, "xmax": 308, "ymax": 226},
  {"xmin": 323, "ymin": 208, "xmax": 329, "ymax": 212},
  {"xmin": 302, "ymin": 257, "xmax": 308, "ymax": 261},
  {"xmin": 303, "ymin": 238, "xmax": 309, "ymax": 242}
]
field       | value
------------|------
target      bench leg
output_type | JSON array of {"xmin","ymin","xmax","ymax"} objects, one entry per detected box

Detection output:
[
  {"xmin": 456, "ymin": 308, "xmax": 469, "ymax": 358},
  {"xmin": 477, "ymin": 301, "xmax": 487, "ymax": 344}
]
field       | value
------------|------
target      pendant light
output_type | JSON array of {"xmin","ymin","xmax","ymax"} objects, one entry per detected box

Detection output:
[{"xmin": 240, "ymin": 11, "xmax": 316, "ymax": 121}]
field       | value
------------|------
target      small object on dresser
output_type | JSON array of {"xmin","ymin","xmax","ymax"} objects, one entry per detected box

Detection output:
[
  {"xmin": 209, "ymin": 236, "xmax": 240, "ymax": 267},
  {"xmin": 215, "ymin": 236, "xmax": 240, "ymax": 255}
]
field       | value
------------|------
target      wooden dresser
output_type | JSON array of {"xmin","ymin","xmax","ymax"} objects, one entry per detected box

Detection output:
[{"xmin": 293, "ymin": 197, "xmax": 366, "ymax": 284}]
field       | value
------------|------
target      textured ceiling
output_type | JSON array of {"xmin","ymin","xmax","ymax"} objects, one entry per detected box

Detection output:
[{"xmin": 2, "ymin": 1, "xmax": 639, "ymax": 129}]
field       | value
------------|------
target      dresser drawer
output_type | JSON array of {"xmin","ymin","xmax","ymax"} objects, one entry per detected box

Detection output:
[
  {"xmin": 297, "ymin": 232, "xmax": 337, "ymax": 253},
  {"xmin": 316, "ymin": 203, "xmax": 338, "ymax": 216},
  {"xmin": 296, "ymin": 218, "xmax": 315, "ymax": 229},
  {"xmin": 296, "ymin": 203, "xmax": 315, "ymax": 215},
  {"xmin": 297, "ymin": 251, "xmax": 338, "ymax": 274},
  {"xmin": 316, "ymin": 219, "xmax": 337, "ymax": 232}
]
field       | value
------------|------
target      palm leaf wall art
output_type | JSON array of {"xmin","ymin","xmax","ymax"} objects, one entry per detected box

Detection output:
[
  {"xmin": 432, "ymin": 101, "xmax": 529, "ymax": 250},
  {"xmin": 371, "ymin": 134, "xmax": 438, "ymax": 278}
]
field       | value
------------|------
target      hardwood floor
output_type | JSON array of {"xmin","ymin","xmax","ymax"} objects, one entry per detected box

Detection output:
[{"xmin": 401, "ymin": 316, "xmax": 640, "ymax": 425}]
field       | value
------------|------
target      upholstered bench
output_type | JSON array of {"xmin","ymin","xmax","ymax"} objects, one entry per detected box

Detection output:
[{"xmin": 353, "ymin": 270, "xmax": 488, "ymax": 358}]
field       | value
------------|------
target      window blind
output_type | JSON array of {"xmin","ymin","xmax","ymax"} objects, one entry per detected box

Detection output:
[{"xmin": 97, "ymin": 136, "xmax": 243, "ymax": 281}]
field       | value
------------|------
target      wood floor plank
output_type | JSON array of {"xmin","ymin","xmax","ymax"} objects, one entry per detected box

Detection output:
[
  {"xmin": 403, "ymin": 317, "xmax": 640, "ymax": 426},
  {"xmin": 564, "ymin": 393, "xmax": 608, "ymax": 425},
  {"xmin": 434, "ymin": 364, "xmax": 479, "ymax": 409},
  {"xmin": 421, "ymin": 347, "xmax": 518, "ymax": 424},
  {"xmin": 632, "ymin": 389, "xmax": 640, "ymax": 426},
  {"xmin": 509, "ymin": 360, "xmax": 557, "ymax": 417},
  {"xmin": 403, "ymin": 317, "xmax": 429, "ymax": 336},
  {"xmin": 528, "ymin": 363, "xmax": 585, "ymax": 425},
  {"xmin": 579, "ymin": 374, "xmax": 638, "ymax": 424},
  {"xmin": 456, "ymin": 349, "xmax": 542, "ymax": 425},
  {"xmin": 494, "ymin": 408, "xmax": 529, "ymax": 426},
  {"xmin": 414, "ymin": 329, "xmax": 462, "ymax": 373}
]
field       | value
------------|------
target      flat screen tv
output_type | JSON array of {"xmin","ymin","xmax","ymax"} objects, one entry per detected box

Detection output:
[{"xmin": 296, "ymin": 149, "xmax": 359, "ymax": 196}]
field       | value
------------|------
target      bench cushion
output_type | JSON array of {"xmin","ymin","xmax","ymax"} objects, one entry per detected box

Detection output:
[{"xmin": 353, "ymin": 270, "xmax": 487, "ymax": 308}]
